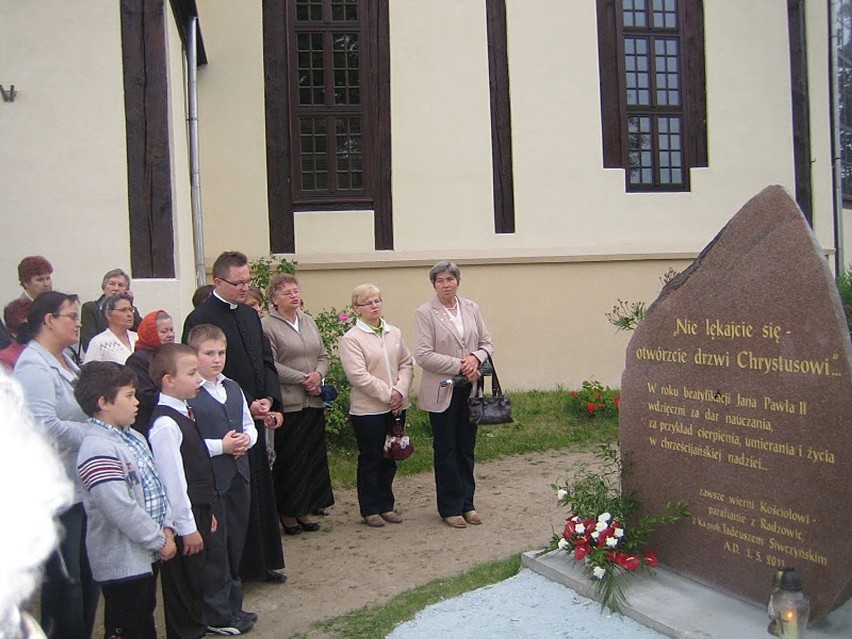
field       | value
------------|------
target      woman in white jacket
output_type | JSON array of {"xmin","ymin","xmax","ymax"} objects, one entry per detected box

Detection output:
[{"xmin": 339, "ymin": 284, "xmax": 414, "ymax": 527}]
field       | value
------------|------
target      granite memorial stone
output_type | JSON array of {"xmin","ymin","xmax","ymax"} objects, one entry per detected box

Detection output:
[{"xmin": 620, "ymin": 185, "xmax": 852, "ymax": 621}]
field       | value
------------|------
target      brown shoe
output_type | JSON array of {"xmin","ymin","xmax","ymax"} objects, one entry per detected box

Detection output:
[
  {"xmin": 380, "ymin": 511, "xmax": 403, "ymax": 524},
  {"xmin": 463, "ymin": 510, "xmax": 482, "ymax": 525},
  {"xmin": 364, "ymin": 514, "xmax": 386, "ymax": 527},
  {"xmin": 443, "ymin": 515, "xmax": 467, "ymax": 529}
]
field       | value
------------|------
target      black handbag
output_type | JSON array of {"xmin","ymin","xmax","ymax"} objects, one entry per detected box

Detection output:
[{"xmin": 468, "ymin": 356, "xmax": 513, "ymax": 425}]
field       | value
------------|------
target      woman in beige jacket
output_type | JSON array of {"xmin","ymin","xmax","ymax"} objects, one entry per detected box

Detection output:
[
  {"xmin": 261, "ymin": 274, "xmax": 334, "ymax": 535},
  {"xmin": 339, "ymin": 284, "xmax": 414, "ymax": 527},
  {"xmin": 414, "ymin": 261, "xmax": 493, "ymax": 529}
]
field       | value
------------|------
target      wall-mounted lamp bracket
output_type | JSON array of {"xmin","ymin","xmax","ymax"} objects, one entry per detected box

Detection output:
[{"xmin": 1, "ymin": 85, "xmax": 17, "ymax": 102}]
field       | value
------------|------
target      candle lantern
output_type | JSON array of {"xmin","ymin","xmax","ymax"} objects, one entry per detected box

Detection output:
[
  {"xmin": 767, "ymin": 568, "xmax": 784, "ymax": 636},
  {"xmin": 771, "ymin": 567, "xmax": 810, "ymax": 639}
]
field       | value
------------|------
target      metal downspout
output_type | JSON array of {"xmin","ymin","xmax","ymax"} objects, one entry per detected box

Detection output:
[
  {"xmin": 830, "ymin": 0, "xmax": 846, "ymax": 274},
  {"xmin": 188, "ymin": 16, "xmax": 206, "ymax": 288}
]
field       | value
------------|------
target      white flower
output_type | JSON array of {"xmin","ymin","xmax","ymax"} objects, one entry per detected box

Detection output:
[
  {"xmin": 594, "ymin": 520, "xmax": 608, "ymax": 533},
  {"xmin": 557, "ymin": 489, "xmax": 568, "ymax": 501},
  {"xmin": 598, "ymin": 512, "xmax": 611, "ymax": 523},
  {"xmin": 605, "ymin": 536, "xmax": 619, "ymax": 548},
  {"xmin": 592, "ymin": 566, "xmax": 606, "ymax": 579},
  {"xmin": 590, "ymin": 531, "xmax": 599, "ymax": 540},
  {"xmin": 614, "ymin": 528, "xmax": 624, "ymax": 538},
  {"xmin": 575, "ymin": 523, "xmax": 586, "ymax": 534},
  {"xmin": 558, "ymin": 538, "xmax": 570, "ymax": 550}
]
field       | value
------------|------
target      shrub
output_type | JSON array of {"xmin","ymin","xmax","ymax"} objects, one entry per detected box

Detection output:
[
  {"xmin": 313, "ymin": 307, "xmax": 357, "ymax": 447},
  {"xmin": 567, "ymin": 380, "xmax": 620, "ymax": 419}
]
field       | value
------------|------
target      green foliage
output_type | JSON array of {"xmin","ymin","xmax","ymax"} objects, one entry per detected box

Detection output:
[
  {"xmin": 312, "ymin": 307, "xmax": 356, "ymax": 446},
  {"xmin": 605, "ymin": 267, "xmax": 679, "ymax": 332},
  {"xmin": 313, "ymin": 555, "xmax": 521, "ymax": 639},
  {"xmin": 604, "ymin": 299, "xmax": 646, "ymax": 332},
  {"xmin": 249, "ymin": 255, "xmax": 297, "ymax": 300},
  {"xmin": 567, "ymin": 380, "xmax": 620, "ymax": 419},
  {"xmin": 838, "ymin": 263, "xmax": 852, "ymax": 333}
]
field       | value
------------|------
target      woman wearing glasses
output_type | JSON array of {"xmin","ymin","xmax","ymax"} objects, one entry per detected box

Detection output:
[
  {"xmin": 14, "ymin": 292, "xmax": 99, "ymax": 638},
  {"xmin": 82, "ymin": 293, "xmax": 139, "ymax": 364},
  {"xmin": 339, "ymin": 284, "xmax": 413, "ymax": 527},
  {"xmin": 414, "ymin": 261, "xmax": 493, "ymax": 529},
  {"xmin": 262, "ymin": 273, "xmax": 334, "ymax": 534}
]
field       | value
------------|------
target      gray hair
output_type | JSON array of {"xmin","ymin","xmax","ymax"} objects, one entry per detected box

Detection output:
[
  {"xmin": 101, "ymin": 268, "xmax": 130, "ymax": 290},
  {"xmin": 103, "ymin": 293, "xmax": 134, "ymax": 316},
  {"xmin": 429, "ymin": 261, "xmax": 461, "ymax": 285}
]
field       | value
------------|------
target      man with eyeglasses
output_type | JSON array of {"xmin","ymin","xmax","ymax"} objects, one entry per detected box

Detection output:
[{"xmin": 181, "ymin": 251, "xmax": 287, "ymax": 598}]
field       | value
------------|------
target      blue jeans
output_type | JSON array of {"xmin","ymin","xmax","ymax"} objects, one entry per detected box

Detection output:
[
  {"xmin": 429, "ymin": 387, "xmax": 477, "ymax": 518},
  {"xmin": 41, "ymin": 502, "xmax": 100, "ymax": 639}
]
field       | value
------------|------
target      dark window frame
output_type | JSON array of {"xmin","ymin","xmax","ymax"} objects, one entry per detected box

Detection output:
[
  {"xmin": 263, "ymin": 0, "xmax": 393, "ymax": 252},
  {"xmin": 597, "ymin": 0, "xmax": 707, "ymax": 193}
]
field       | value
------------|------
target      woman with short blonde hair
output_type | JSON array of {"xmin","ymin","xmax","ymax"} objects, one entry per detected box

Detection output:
[{"xmin": 340, "ymin": 284, "xmax": 414, "ymax": 527}]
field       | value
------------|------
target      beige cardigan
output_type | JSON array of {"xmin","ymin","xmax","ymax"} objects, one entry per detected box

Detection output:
[
  {"xmin": 339, "ymin": 319, "xmax": 414, "ymax": 416},
  {"xmin": 413, "ymin": 296, "xmax": 493, "ymax": 413},
  {"xmin": 261, "ymin": 307, "xmax": 329, "ymax": 412}
]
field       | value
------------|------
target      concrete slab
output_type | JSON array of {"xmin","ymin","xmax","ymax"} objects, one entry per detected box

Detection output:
[{"xmin": 522, "ymin": 550, "xmax": 851, "ymax": 639}]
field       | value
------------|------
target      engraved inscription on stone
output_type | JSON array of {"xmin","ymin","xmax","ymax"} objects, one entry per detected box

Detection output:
[{"xmin": 620, "ymin": 186, "xmax": 852, "ymax": 621}]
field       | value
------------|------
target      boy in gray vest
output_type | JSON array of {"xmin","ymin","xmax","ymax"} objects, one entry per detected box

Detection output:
[
  {"xmin": 75, "ymin": 361, "xmax": 177, "ymax": 639},
  {"xmin": 148, "ymin": 343, "xmax": 217, "ymax": 639},
  {"xmin": 188, "ymin": 324, "xmax": 275, "ymax": 635}
]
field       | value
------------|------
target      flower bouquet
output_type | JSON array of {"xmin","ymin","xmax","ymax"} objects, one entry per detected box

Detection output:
[{"xmin": 551, "ymin": 445, "xmax": 689, "ymax": 613}]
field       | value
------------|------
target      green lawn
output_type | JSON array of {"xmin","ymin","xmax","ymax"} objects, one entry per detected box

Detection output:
[{"xmin": 328, "ymin": 389, "xmax": 619, "ymax": 490}]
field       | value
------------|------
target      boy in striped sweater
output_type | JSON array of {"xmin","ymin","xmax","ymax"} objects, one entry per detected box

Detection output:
[{"xmin": 75, "ymin": 361, "xmax": 177, "ymax": 639}]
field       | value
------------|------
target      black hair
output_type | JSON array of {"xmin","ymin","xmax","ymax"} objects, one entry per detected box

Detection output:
[{"xmin": 74, "ymin": 361, "xmax": 138, "ymax": 417}]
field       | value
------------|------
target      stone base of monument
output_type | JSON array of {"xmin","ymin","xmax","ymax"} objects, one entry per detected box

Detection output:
[{"xmin": 522, "ymin": 550, "xmax": 851, "ymax": 638}]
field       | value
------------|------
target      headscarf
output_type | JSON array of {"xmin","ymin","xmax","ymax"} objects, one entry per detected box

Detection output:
[{"xmin": 135, "ymin": 310, "xmax": 166, "ymax": 352}]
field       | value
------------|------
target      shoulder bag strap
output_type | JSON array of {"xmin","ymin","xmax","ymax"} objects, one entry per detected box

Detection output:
[{"xmin": 485, "ymin": 355, "xmax": 503, "ymax": 397}]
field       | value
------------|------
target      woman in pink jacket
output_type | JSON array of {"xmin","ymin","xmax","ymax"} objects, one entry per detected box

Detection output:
[
  {"xmin": 413, "ymin": 261, "xmax": 493, "ymax": 529},
  {"xmin": 339, "ymin": 284, "xmax": 414, "ymax": 527}
]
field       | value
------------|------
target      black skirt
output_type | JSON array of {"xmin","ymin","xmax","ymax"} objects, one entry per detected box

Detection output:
[{"xmin": 273, "ymin": 407, "xmax": 335, "ymax": 516}]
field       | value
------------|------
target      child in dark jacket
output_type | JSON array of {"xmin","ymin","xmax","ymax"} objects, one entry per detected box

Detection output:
[
  {"xmin": 75, "ymin": 361, "xmax": 176, "ymax": 639},
  {"xmin": 147, "ymin": 343, "xmax": 217, "ymax": 639}
]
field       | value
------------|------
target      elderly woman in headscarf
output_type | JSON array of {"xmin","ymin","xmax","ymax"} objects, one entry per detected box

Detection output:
[{"xmin": 125, "ymin": 310, "xmax": 176, "ymax": 436}]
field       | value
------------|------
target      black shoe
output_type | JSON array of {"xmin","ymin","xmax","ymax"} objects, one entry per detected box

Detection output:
[
  {"xmin": 206, "ymin": 614, "xmax": 254, "ymax": 635},
  {"xmin": 296, "ymin": 518, "xmax": 320, "ymax": 532},
  {"xmin": 236, "ymin": 610, "xmax": 258, "ymax": 623},
  {"xmin": 280, "ymin": 517, "xmax": 302, "ymax": 536},
  {"xmin": 264, "ymin": 570, "xmax": 287, "ymax": 584}
]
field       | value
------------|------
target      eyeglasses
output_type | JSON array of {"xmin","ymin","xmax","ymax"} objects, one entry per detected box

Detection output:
[
  {"xmin": 53, "ymin": 313, "xmax": 80, "ymax": 322},
  {"xmin": 110, "ymin": 306, "xmax": 135, "ymax": 314},
  {"xmin": 276, "ymin": 289, "xmax": 300, "ymax": 298},
  {"xmin": 219, "ymin": 277, "xmax": 253, "ymax": 289},
  {"xmin": 356, "ymin": 299, "xmax": 382, "ymax": 307}
]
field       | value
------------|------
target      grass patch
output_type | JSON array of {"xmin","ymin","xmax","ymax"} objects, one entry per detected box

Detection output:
[
  {"xmin": 311, "ymin": 554, "xmax": 522, "ymax": 639},
  {"xmin": 328, "ymin": 389, "xmax": 618, "ymax": 489}
]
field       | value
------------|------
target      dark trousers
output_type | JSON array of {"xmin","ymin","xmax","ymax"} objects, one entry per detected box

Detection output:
[
  {"xmin": 161, "ymin": 505, "xmax": 211, "ymax": 639},
  {"xmin": 41, "ymin": 502, "xmax": 100, "ymax": 639},
  {"xmin": 351, "ymin": 411, "xmax": 400, "ymax": 517},
  {"xmin": 101, "ymin": 565, "xmax": 159, "ymax": 639},
  {"xmin": 203, "ymin": 475, "xmax": 250, "ymax": 626},
  {"xmin": 429, "ymin": 387, "xmax": 477, "ymax": 518}
]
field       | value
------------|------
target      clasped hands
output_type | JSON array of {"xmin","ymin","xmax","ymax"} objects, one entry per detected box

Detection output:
[
  {"xmin": 301, "ymin": 371, "xmax": 323, "ymax": 396},
  {"xmin": 459, "ymin": 354, "xmax": 482, "ymax": 384},
  {"xmin": 250, "ymin": 398, "xmax": 283, "ymax": 429}
]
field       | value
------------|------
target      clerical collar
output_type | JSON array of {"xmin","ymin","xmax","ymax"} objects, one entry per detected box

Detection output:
[{"xmin": 213, "ymin": 290, "xmax": 238, "ymax": 310}]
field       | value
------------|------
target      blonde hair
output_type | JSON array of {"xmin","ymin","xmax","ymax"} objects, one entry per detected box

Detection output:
[
  {"xmin": 351, "ymin": 283, "xmax": 381, "ymax": 308},
  {"xmin": 187, "ymin": 323, "xmax": 227, "ymax": 350}
]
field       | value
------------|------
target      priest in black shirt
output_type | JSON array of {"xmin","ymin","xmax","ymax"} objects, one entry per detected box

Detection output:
[{"xmin": 182, "ymin": 250, "xmax": 287, "ymax": 584}]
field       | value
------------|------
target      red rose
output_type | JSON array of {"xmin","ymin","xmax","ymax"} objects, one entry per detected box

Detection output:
[
  {"xmin": 586, "ymin": 402, "xmax": 596, "ymax": 412},
  {"xmin": 597, "ymin": 403, "xmax": 605, "ymax": 409},
  {"xmin": 615, "ymin": 395, "xmax": 621, "ymax": 407},
  {"xmin": 595, "ymin": 392, "xmax": 602, "ymax": 399},
  {"xmin": 570, "ymin": 391, "xmax": 578, "ymax": 397},
  {"xmin": 643, "ymin": 550, "xmax": 658, "ymax": 567}
]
